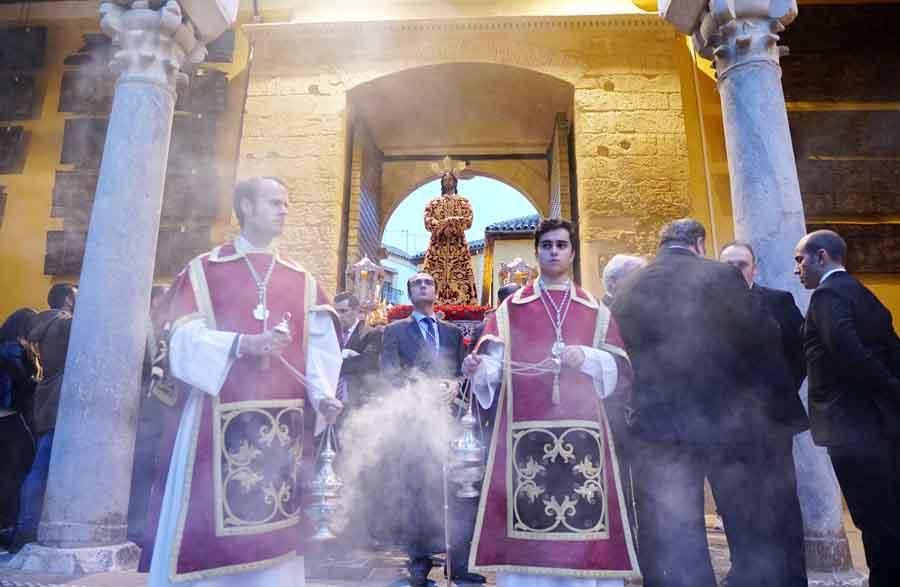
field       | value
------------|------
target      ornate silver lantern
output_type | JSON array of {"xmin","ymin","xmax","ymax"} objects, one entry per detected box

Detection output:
[
  {"xmin": 305, "ymin": 425, "xmax": 342, "ymax": 541},
  {"xmin": 345, "ymin": 256, "xmax": 385, "ymax": 312},
  {"xmin": 499, "ymin": 257, "xmax": 537, "ymax": 288},
  {"xmin": 449, "ymin": 389, "xmax": 485, "ymax": 498}
]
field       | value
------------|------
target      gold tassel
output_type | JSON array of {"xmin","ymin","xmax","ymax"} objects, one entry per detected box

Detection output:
[{"xmin": 552, "ymin": 374, "xmax": 560, "ymax": 405}]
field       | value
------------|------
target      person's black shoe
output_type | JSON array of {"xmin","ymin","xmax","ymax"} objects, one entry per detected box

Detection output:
[
  {"xmin": 407, "ymin": 556, "xmax": 435, "ymax": 587},
  {"xmin": 7, "ymin": 530, "xmax": 35, "ymax": 554},
  {"xmin": 451, "ymin": 571, "xmax": 486, "ymax": 585},
  {"xmin": 0, "ymin": 527, "xmax": 14, "ymax": 550}
]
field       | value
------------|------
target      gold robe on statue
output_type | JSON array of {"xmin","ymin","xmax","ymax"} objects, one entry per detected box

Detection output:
[{"xmin": 422, "ymin": 194, "xmax": 478, "ymax": 305}]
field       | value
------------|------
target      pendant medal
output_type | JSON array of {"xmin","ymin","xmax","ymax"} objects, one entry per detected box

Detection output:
[
  {"xmin": 551, "ymin": 340, "xmax": 565, "ymax": 357},
  {"xmin": 253, "ymin": 304, "xmax": 270, "ymax": 321}
]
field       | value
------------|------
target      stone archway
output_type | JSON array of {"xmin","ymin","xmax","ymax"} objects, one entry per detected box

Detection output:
[
  {"xmin": 341, "ymin": 62, "xmax": 575, "ymax": 283},
  {"xmin": 380, "ymin": 162, "xmax": 549, "ymax": 227},
  {"xmin": 240, "ymin": 14, "xmax": 693, "ymax": 293},
  {"xmin": 381, "ymin": 174, "xmax": 539, "ymax": 303}
]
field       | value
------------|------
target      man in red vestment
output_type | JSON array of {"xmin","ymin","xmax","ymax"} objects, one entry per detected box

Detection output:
[
  {"xmin": 462, "ymin": 218, "xmax": 640, "ymax": 587},
  {"xmin": 144, "ymin": 177, "xmax": 343, "ymax": 587}
]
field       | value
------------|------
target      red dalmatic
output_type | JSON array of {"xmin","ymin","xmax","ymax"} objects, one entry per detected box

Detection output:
[
  {"xmin": 140, "ymin": 242, "xmax": 336, "ymax": 581},
  {"xmin": 470, "ymin": 282, "xmax": 639, "ymax": 580}
]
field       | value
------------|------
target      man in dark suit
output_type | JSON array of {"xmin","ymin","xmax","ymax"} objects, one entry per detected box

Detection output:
[
  {"xmin": 599, "ymin": 254, "xmax": 647, "ymax": 535},
  {"xmin": 795, "ymin": 229, "xmax": 900, "ymax": 587},
  {"xmin": 721, "ymin": 241, "xmax": 809, "ymax": 587},
  {"xmin": 334, "ymin": 290, "xmax": 382, "ymax": 411},
  {"xmin": 380, "ymin": 272, "xmax": 479, "ymax": 586},
  {"xmin": 611, "ymin": 218, "xmax": 793, "ymax": 587},
  {"xmin": 382, "ymin": 272, "xmax": 465, "ymax": 385}
]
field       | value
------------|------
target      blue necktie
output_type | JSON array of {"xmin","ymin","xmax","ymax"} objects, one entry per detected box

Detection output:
[{"xmin": 422, "ymin": 317, "xmax": 438, "ymax": 355}]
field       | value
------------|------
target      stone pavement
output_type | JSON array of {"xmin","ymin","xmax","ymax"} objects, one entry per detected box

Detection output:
[
  {"xmin": 0, "ymin": 529, "xmax": 713, "ymax": 587},
  {"xmin": 0, "ymin": 524, "xmax": 868, "ymax": 587}
]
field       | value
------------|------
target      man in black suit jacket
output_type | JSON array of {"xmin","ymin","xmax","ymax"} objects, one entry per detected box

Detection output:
[
  {"xmin": 795, "ymin": 229, "xmax": 900, "ymax": 587},
  {"xmin": 382, "ymin": 273, "xmax": 465, "ymax": 385},
  {"xmin": 334, "ymin": 291, "xmax": 382, "ymax": 410},
  {"xmin": 612, "ymin": 218, "xmax": 793, "ymax": 587},
  {"xmin": 380, "ymin": 272, "xmax": 477, "ymax": 586},
  {"xmin": 721, "ymin": 241, "xmax": 809, "ymax": 587},
  {"xmin": 600, "ymin": 254, "xmax": 647, "ymax": 535}
]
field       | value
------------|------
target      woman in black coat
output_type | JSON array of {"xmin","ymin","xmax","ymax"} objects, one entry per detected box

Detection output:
[{"xmin": 0, "ymin": 308, "xmax": 39, "ymax": 548}]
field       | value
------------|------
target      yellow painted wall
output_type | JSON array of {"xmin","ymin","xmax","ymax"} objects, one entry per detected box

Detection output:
[
  {"xmin": 471, "ymin": 250, "xmax": 485, "ymax": 302},
  {"xmin": 0, "ymin": 18, "xmax": 251, "ymax": 319},
  {"xmin": 0, "ymin": 22, "xmax": 86, "ymax": 318}
]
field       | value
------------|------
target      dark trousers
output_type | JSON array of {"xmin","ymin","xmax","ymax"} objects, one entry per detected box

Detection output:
[
  {"xmin": 828, "ymin": 437, "xmax": 900, "ymax": 587},
  {"xmin": 447, "ymin": 487, "xmax": 478, "ymax": 579},
  {"xmin": 0, "ymin": 414, "xmax": 34, "ymax": 531},
  {"xmin": 604, "ymin": 396, "xmax": 637, "ymax": 538},
  {"xmin": 127, "ymin": 389, "xmax": 168, "ymax": 543},
  {"xmin": 631, "ymin": 439, "xmax": 760, "ymax": 587},
  {"xmin": 15, "ymin": 429, "xmax": 53, "ymax": 541},
  {"xmin": 717, "ymin": 434, "xmax": 807, "ymax": 587}
]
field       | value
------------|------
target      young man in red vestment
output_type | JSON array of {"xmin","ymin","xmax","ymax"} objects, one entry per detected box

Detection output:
[
  {"xmin": 462, "ymin": 218, "xmax": 640, "ymax": 587},
  {"xmin": 144, "ymin": 176, "xmax": 343, "ymax": 587}
]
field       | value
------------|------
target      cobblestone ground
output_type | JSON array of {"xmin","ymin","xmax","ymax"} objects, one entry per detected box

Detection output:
[
  {"xmin": 0, "ymin": 528, "xmax": 730, "ymax": 587},
  {"xmin": 0, "ymin": 525, "xmax": 867, "ymax": 587}
]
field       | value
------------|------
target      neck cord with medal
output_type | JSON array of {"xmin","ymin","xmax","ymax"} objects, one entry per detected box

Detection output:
[
  {"xmin": 244, "ymin": 252, "xmax": 293, "ymax": 371},
  {"xmin": 538, "ymin": 277, "xmax": 572, "ymax": 405},
  {"xmin": 244, "ymin": 254, "xmax": 277, "ymax": 328}
]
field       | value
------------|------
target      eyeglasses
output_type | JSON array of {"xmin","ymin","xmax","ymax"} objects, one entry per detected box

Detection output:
[{"xmin": 410, "ymin": 278, "xmax": 434, "ymax": 287}]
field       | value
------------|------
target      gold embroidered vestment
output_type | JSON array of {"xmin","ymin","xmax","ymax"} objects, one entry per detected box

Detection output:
[{"xmin": 422, "ymin": 194, "xmax": 478, "ymax": 305}]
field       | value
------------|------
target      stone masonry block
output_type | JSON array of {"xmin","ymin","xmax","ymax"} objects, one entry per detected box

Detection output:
[
  {"xmin": 657, "ymin": 134, "xmax": 688, "ymax": 156},
  {"xmin": 577, "ymin": 111, "xmax": 619, "ymax": 134},
  {"xmin": 617, "ymin": 111, "xmax": 686, "ymax": 134},
  {"xmin": 245, "ymin": 93, "xmax": 345, "ymax": 120},
  {"xmin": 576, "ymin": 90, "xmax": 671, "ymax": 113},
  {"xmin": 240, "ymin": 155, "xmax": 341, "ymax": 187},
  {"xmin": 603, "ymin": 74, "xmax": 682, "ymax": 94},
  {"xmin": 241, "ymin": 137, "xmax": 339, "ymax": 160},
  {"xmin": 580, "ymin": 133, "xmax": 659, "ymax": 157},
  {"xmin": 668, "ymin": 92, "xmax": 684, "ymax": 111},
  {"xmin": 642, "ymin": 54, "xmax": 677, "ymax": 72},
  {"xmin": 247, "ymin": 74, "xmax": 346, "ymax": 97}
]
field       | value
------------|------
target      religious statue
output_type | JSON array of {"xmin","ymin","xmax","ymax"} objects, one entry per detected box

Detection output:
[{"xmin": 422, "ymin": 157, "xmax": 479, "ymax": 305}]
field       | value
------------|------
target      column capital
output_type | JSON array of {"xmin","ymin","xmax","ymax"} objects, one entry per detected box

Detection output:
[
  {"xmin": 661, "ymin": 0, "xmax": 797, "ymax": 78},
  {"xmin": 100, "ymin": 0, "xmax": 207, "ymax": 89}
]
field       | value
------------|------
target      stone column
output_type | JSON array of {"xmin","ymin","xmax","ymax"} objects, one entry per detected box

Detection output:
[
  {"xmin": 679, "ymin": 0, "xmax": 863, "ymax": 582},
  {"xmin": 10, "ymin": 0, "xmax": 205, "ymax": 574}
]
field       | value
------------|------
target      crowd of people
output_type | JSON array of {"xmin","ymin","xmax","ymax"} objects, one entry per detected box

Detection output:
[
  {"xmin": 0, "ymin": 283, "xmax": 76, "ymax": 553},
  {"xmin": 1, "ymin": 176, "xmax": 898, "ymax": 587}
]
